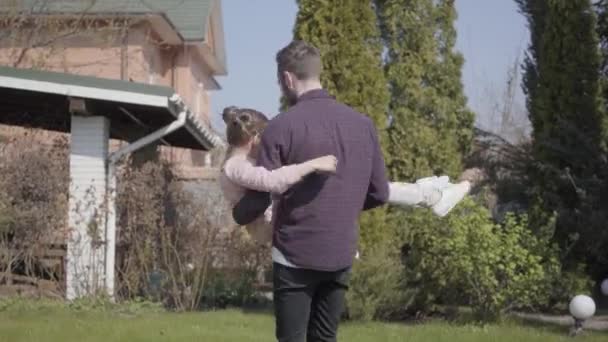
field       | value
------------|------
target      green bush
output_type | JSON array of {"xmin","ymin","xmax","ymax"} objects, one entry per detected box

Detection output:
[
  {"xmin": 200, "ymin": 269, "xmax": 258, "ymax": 309},
  {"xmin": 541, "ymin": 262, "xmax": 593, "ymax": 313},
  {"xmin": 358, "ymin": 208, "xmax": 394, "ymax": 254},
  {"xmin": 346, "ymin": 245, "xmax": 414, "ymax": 321},
  {"xmin": 524, "ymin": 202, "xmax": 593, "ymax": 312},
  {"xmin": 0, "ymin": 138, "xmax": 69, "ymax": 289},
  {"xmin": 404, "ymin": 199, "xmax": 560, "ymax": 321}
]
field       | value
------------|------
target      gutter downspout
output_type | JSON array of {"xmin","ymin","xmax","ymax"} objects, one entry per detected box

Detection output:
[{"xmin": 104, "ymin": 111, "xmax": 187, "ymax": 299}]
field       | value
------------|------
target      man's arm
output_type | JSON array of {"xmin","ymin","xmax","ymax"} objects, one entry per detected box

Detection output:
[
  {"xmin": 231, "ymin": 120, "xmax": 286, "ymax": 225},
  {"xmin": 232, "ymin": 190, "xmax": 271, "ymax": 225},
  {"xmin": 363, "ymin": 122, "xmax": 390, "ymax": 210}
]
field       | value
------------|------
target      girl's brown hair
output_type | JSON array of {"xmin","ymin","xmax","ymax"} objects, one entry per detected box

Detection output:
[{"xmin": 222, "ymin": 106, "xmax": 269, "ymax": 147}]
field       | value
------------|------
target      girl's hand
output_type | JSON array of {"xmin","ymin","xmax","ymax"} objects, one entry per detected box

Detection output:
[{"xmin": 308, "ymin": 155, "xmax": 338, "ymax": 173}]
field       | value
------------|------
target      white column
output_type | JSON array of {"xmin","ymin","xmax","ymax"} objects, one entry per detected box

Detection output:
[
  {"xmin": 66, "ymin": 115, "xmax": 109, "ymax": 300},
  {"xmin": 104, "ymin": 163, "xmax": 117, "ymax": 299}
]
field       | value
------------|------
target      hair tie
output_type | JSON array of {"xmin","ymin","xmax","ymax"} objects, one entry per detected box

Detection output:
[{"xmin": 222, "ymin": 106, "xmax": 239, "ymax": 124}]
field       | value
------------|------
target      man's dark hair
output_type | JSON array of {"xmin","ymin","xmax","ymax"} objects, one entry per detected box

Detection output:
[{"xmin": 276, "ymin": 40, "xmax": 322, "ymax": 80}]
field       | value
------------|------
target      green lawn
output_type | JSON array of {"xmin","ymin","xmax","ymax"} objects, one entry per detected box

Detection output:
[{"xmin": 0, "ymin": 303, "xmax": 606, "ymax": 342}]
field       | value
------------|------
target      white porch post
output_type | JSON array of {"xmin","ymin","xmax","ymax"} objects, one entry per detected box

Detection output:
[
  {"xmin": 66, "ymin": 115, "xmax": 109, "ymax": 300},
  {"xmin": 104, "ymin": 163, "xmax": 117, "ymax": 299}
]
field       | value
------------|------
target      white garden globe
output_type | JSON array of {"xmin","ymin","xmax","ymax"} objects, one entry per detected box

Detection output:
[
  {"xmin": 569, "ymin": 295, "xmax": 596, "ymax": 320},
  {"xmin": 601, "ymin": 279, "xmax": 608, "ymax": 296}
]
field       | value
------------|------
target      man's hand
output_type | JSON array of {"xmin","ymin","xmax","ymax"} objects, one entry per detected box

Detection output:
[
  {"xmin": 305, "ymin": 155, "xmax": 338, "ymax": 174},
  {"xmin": 232, "ymin": 190, "xmax": 271, "ymax": 226}
]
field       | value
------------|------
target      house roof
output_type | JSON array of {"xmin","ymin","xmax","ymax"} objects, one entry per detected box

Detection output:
[
  {"xmin": 0, "ymin": 0, "xmax": 214, "ymax": 41},
  {"xmin": 0, "ymin": 65, "xmax": 224, "ymax": 151}
]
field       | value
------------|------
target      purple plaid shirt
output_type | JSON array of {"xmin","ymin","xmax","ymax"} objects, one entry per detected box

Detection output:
[{"xmin": 233, "ymin": 89, "xmax": 389, "ymax": 271}]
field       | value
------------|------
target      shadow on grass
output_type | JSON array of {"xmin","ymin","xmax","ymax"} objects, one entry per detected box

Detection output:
[
  {"xmin": 383, "ymin": 306, "xmax": 608, "ymax": 338},
  {"xmin": 235, "ymin": 300, "xmax": 608, "ymax": 340},
  {"xmin": 240, "ymin": 305, "xmax": 273, "ymax": 315},
  {"xmin": 513, "ymin": 315, "xmax": 608, "ymax": 336},
  {"xmin": 510, "ymin": 316, "xmax": 573, "ymax": 335},
  {"xmin": 238, "ymin": 297, "xmax": 273, "ymax": 316}
]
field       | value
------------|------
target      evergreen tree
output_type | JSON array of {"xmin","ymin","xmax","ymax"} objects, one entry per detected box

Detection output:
[
  {"xmin": 291, "ymin": 0, "xmax": 391, "ymax": 250},
  {"xmin": 291, "ymin": 0, "xmax": 389, "ymax": 131},
  {"xmin": 377, "ymin": 0, "xmax": 474, "ymax": 182},
  {"xmin": 596, "ymin": 0, "xmax": 608, "ymax": 145},
  {"xmin": 517, "ymin": 0, "xmax": 607, "ymax": 275},
  {"xmin": 375, "ymin": 0, "xmax": 477, "ymax": 313}
]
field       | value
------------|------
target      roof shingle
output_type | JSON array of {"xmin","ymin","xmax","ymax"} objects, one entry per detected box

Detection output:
[{"xmin": 0, "ymin": 0, "xmax": 214, "ymax": 41}]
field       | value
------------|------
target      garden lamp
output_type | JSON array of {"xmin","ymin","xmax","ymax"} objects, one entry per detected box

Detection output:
[
  {"xmin": 568, "ymin": 295, "xmax": 596, "ymax": 336},
  {"xmin": 601, "ymin": 279, "xmax": 608, "ymax": 296}
]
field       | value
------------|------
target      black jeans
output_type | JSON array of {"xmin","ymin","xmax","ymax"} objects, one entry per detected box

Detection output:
[{"xmin": 273, "ymin": 263, "xmax": 351, "ymax": 342}]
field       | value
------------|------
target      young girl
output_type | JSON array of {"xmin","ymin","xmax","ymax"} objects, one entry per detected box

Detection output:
[{"xmin": 219, "ymin": 106, "xmax": 470, "ymax": 245}]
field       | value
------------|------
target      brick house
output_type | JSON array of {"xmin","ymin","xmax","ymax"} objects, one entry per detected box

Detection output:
[
  {"xmin": 0, "ymin": 0, "xmax": 230, "ymax": 299},
  {"xmin": 0, "ymin": 0, "xmax": 227, "ymax": 173}
]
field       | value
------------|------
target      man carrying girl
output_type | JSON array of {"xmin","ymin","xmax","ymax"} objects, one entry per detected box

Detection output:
[{"xmin": 220, "ymin": 41, "xmax": 470, "ymax": 342}]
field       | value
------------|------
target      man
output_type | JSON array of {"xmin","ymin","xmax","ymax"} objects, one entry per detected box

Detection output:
[{"xmin": 232, "ymin": 40, "xmax": 390, "ymax": 342}]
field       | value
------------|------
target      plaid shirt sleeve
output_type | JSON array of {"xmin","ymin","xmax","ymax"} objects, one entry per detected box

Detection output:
[{"xmin": 363, "ymin": 121, "xmax": 390, "ymax": 210}]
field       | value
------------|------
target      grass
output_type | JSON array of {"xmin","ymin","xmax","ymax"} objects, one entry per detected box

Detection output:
[{"xmin": 0, "ymin": 301, "xmax": 606, "ymax": 342}]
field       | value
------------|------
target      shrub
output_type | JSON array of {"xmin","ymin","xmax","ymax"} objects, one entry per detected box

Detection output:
[
  {"xmin": 115, "ymin": 157, "xmax": 269, "ymax": 311},
  {"xmin": 0, "ymin": 136, "xmax": 264, "ymax": 310},
  {"xmin": 116, "ymin": 159, "xmax": 224, "ymax": 310},
  {"xmin": 524, "ymin": 203, "xmax": 593, "ymax": 312},
  {"xmin": 200, "ymin": 269, "xmax": 257, "ymax": 309},
  {"xmin": 346, "ymin": 244, "xmax": 414, "ymax": 321},
  {"xmin": 0, "ymin": 136, "xmax": 69, "ymax": 290},
  {"xmin": 403, "ymin": 199, "xmax": 563, "ymax": 321}
]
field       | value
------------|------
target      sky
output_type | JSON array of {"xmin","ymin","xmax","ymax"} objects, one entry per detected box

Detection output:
[{"xmin": 211, "ymin": 0, "xmax": 530, "ymax": 135}]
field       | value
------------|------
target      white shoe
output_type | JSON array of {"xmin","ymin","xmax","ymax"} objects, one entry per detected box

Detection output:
[
  {"xmin": 432, "ymin": 181, "xmax": 471, "ymax": 217},
  {"xmin": 415, "ymin": 175, "xmax": 450, "ymax": 208},
  {"xmin": 389, "ymin": 176, "xmax": 453, "ymax": 208},
  {"xmin": 416, "ymin": 175, "xmax": 450, "ymax": 189}
]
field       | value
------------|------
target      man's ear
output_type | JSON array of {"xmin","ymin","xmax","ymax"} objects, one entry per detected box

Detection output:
[{"xmin": 283, "ymin": 71, "xmax": 295, "ymax": 90}]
